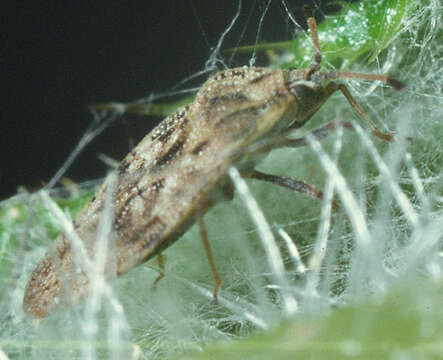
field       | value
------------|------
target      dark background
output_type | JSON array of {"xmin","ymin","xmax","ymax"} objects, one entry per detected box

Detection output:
[{"xmin": 1, "ymin": 0, "xmax": 353, "ymax": 200}]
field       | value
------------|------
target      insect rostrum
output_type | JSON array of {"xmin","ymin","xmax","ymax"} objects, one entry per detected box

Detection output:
[{"xmin": 23, "ymin": 15, "xmax": 403, "ymax": 318}]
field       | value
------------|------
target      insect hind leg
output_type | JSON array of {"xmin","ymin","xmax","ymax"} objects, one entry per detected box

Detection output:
[
  {"xmin": 197, "ymin": 210, "xmax": 222, "ymax": 301},
  {"xmin": 152, "ymin": 254, "xmax": 166, "ymax": 286},
  {"xmin": 249, "ymin": 170, "xmax": 339, "ymax": 211}
]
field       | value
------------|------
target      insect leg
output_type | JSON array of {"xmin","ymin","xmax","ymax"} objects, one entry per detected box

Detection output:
[
  {"xmin": 280, "ymin": 121, "xmax": 354, "ymax": 149},
  {"xmin": 197, "ymin": 211, "xmax": 222, "ymax": 301},
  {"xmin": 248, "ymin": 120, "xmax": 353, "ymax": 158},
  {"xmin": 250, "ymin": 170, "xmax": 339, "ymax": 211},
  {"xmin": 287, "ymin": 81, "xmax": 394, "ymax": 141},
  {"xmin": 153, "ymin": 253, "xmax": 166, "ymax": 286},
  {"xmin": 335, "ymin": 82, "xmax": 394, "ymax": 142}
]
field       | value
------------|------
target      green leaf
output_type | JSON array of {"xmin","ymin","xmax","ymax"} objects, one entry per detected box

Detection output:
[
  {"xmin": 181, "ymin": 282, "xmax": 443, "ymax": 359},
  {"xmin": 233, "ymin": 0, "xmax": 417, "ymax": 69}
]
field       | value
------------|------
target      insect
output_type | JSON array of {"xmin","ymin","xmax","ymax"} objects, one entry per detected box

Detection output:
[{"xmin": 23, "ymin": 10, "xmax": 404, "ymax": 318}]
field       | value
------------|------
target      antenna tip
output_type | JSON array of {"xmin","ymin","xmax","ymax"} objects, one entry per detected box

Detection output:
[{"xmin": 387, "ymin": 77, "xmax": 406, "ymax": 91}]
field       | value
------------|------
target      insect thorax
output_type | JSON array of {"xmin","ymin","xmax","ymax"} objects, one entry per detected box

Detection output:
[{"xmin": 283, "ymin": 69, "xmax": 330, "ymax": 128}]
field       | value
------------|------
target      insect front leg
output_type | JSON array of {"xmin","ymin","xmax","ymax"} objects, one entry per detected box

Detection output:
[{"xmin": 334, "ymin": 82, "xmax": 394, "ymax": 142}]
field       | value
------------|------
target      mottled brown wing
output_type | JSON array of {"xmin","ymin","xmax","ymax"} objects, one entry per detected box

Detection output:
[{"xmin": 23, "ymin": 66, "xmax": 296, "ymax": 317}]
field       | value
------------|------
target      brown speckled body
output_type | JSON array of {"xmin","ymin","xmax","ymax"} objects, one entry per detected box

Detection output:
[
  {"xmin": 23, "ymin": 66, "xmax": 302, "ymax": 317},
  {"xmin": 23, "ymin": 7, "xmax": 404, "ymax": 316}
]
